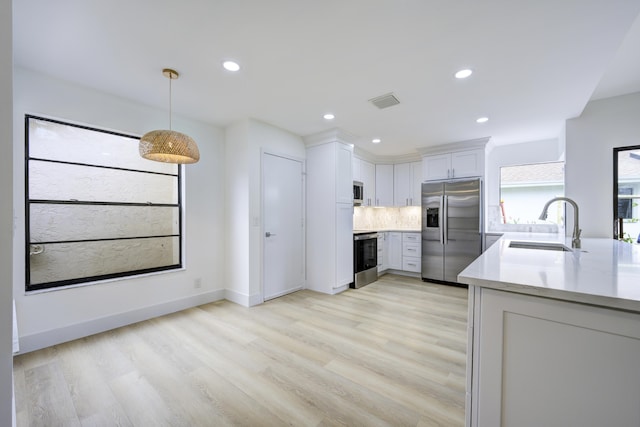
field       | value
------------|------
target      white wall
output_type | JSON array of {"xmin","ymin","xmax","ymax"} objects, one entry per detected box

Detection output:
[
  {"xmin": 225, "ymin": 118, "xmax": 306, "ymax": 306},
  {"xmin": 566, "ymin": 92, "xmax": 640, "ymax": 238},
  {"xmin": 0, "ymin": 0, "xmax": 13, "ymax": 423},
  {"xmin": 13, "ymin": 68, "xmax": 226, "ymax": 352},
  {"xmin": 485, "ymin": 138, "xmax": 563, "ymax": 231},
  {"xmin": 224, "ymin": 120, "xmax": 251, "ymax": 304}
]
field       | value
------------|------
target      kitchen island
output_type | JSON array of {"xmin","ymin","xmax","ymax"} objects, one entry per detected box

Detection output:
[{"xmin": 458, "ymin": 234, "xmax": 640, "ymax": 427}]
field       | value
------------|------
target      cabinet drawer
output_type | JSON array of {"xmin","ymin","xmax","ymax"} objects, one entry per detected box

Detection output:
[
  {"xmin": 402, "ymin": 257, "xmax": 421, "ymax": 272},
  {"xmin": 402, "ymin": 232, "xmax": 421, "ymax": 243},
  {"xmin": 402, "ymin": 242, "xmax": 421, "ymax": 257}
]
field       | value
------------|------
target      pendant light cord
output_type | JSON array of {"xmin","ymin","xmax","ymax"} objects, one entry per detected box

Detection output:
[{"xmin": 169, "ymin": 75, "xmax": 172, "ymax": 131}]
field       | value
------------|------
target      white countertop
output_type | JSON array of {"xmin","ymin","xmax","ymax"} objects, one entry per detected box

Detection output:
[
  {"xmin": 458, "ymin": 233, "xmax": 640, "ymax": 313},
  {"xmin": 353, "ymin": 229, "xmax": 421, "ymax": 233}
]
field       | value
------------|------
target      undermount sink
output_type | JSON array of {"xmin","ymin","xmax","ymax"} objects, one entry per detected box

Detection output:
[{"xmin": 508, "ymin": 241, "xmax": 572, "ymax": 252}]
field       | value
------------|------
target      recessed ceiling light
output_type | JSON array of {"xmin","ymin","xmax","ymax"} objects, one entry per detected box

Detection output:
[
  {"xmin": 323, "ymin": 113, "xmax": 335, "ymax": 120},
  {"xmin": 372, "ymin": 138, "xmax": 381, "ymax": 144},
  {"xmin": 455, "ymin": 69, "xmax": 473, "ymax": 79},
  {"xmin": 222, "ymin": 60, "xmax": 240, "ymax": 72},
  {"xmin": 476, "ymin": 117, "xmax": 489, "ymax": 123}
]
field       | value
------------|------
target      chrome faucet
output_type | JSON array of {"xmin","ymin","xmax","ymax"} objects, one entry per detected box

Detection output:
[{"xmin": 538, "ymin": 197, "xmax": 582, "ymax": 249}]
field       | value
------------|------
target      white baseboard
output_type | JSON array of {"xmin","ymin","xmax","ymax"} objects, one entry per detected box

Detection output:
[
  {"xmin": 332, "ymin": 284, "xmax": 349, "ymax": 294},
  {"xmin": 225, "ymin": 289, "xmax": 262, "ymax": 307},
  {"xmin": 18, "ymin": 289, "xmax": 225, "ymax": 354},
  {"xmin": 384, "ymin": 269, "xmax": 421, "ymax": 278}
]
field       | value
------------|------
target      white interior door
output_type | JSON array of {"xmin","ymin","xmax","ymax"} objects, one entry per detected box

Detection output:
[{"xmin": 263, "ymin": 153, "xmax": 304, "ymax": 300}]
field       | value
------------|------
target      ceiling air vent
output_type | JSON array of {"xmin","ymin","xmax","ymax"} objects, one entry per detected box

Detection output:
[{"xmin": 369, "ymin": 92, "xmax": 400, "ymax": 109}]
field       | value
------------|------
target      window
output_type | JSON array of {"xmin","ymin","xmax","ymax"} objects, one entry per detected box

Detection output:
[
  {"xmin": 614, "ymin": 145, "xmax": 640, "ymax": 243},
  {"xmin": 499, "ymin": 162, "xmax": 564, "ymax": 226},
  {"xmin": 26, "ymin": 115, "xmax": 182, "ymax": 291}
]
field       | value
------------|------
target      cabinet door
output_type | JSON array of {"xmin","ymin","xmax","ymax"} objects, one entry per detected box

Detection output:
[
  {"xmin": 375, "ymin": 164, "xmax": 394, "ymax": 206},
  {"xmin": 411, "ymin": 161, "xmax": 423, "ymax": 206},
  {"xmin": 402, "ymin": 257, "xmax": 421, "ymax": 272},
  {"xmin": 402, "ymin": 242, "xmax": 421, "ymax": 258},
  {"xmin": 393, "ymin": 163, "xmax": 412, "ymax": 206},
  {"xmin": 473, "ymin": 288, "xmax": 640, "ymax": 427},
  {"xmin": 423, "ymin": 153, "xmax": 451, "ymax": 181},
  {"xmin": 377, "ymin": 232, "xmax": 387, "ymax": 273},
  {"xmin": 387, "ymin": 232, "xmax": 402, "ymax": 270},
  {"xmin": 336, "ymin": 203, "xmax": 353, "ymax": 287},
  {"xmin": 352, "ymin": 156, "xmax": 361, "ymax": 182},
  {"xmin": 402, "ymin": 233, "xmax": 422, "ymax": 272},
  {"xmin": 335, "ymin": 143, "xmax": 353, "ymax": 204},
  {"xmin": 451, "ymin": 149, "xmax": 483, "ymax": 178},
  {"xmin": 360, "ymin": 160, "xmax": 376, "ymax": 206}
]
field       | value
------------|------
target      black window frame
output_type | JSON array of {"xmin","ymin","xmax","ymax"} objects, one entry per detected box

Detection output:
[
  {"xmin": 613, "ymin": 144, "xmax": 640, "ymax": 239},
  {"xmin": 25, "ymin": 115, "xmax": 183, "ymax": 291}
]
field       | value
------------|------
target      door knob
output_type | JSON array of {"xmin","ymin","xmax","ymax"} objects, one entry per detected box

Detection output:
[{"xmin": 265, "ymin": 232, "xmax": 276, "ymax": 237}]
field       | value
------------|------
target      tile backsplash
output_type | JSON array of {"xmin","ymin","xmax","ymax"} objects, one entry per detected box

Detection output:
[{"xmin": 353, "ymin": 206, "xmax": 421, "ymax": 230}]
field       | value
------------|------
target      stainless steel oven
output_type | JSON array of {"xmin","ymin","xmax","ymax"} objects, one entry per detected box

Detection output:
[{"xmin": 352, "ymin": 232, "xmax": 378, "ymax": 288}]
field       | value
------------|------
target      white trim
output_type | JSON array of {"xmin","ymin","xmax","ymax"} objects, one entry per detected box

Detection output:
[
  {"xmin": 416, "ymin": 137, "xmax": 490, "ymax": 156},
  {"xmin": 303, "ymin": 128, "xmax": 358, "ymax": 147},
  {"xmin": 224, "ymin": 289, "xmax": 262, "ymax": 307},
  {"xmin": 17, "ymin": 289, "xmax": 225, "ymax": 353},
  {"xmin": 331, "ymin": 284, "xmax": 350, "ymax": 294}
]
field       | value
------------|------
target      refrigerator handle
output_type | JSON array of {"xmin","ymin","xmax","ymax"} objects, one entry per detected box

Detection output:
[{"xmin": 443, "ymin": 195, "xmax": 449, "ymax": 244}]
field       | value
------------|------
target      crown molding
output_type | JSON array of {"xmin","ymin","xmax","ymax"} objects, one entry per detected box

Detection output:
[
  {"xmin": 415, "ymin": 137, "xmax": 491, "ymax": 156},
  {"xmin": 303, "ymin": 128, "xmax": 358, "ymax": 147}
]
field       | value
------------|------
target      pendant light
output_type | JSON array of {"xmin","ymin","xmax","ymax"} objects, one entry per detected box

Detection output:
[{"xmin": 139, "ymin": 68, "xmax": 200, "ymax": 164}]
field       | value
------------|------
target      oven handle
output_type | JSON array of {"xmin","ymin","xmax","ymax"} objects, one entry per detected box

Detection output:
[{"xmin": 354, "ymin": 233, "xmax": 378, "ymax": 240}]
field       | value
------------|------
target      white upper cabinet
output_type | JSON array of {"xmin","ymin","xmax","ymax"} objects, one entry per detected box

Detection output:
[
  {"xmin": 394, "ymin": 161, "xmax": 423, "ymax": 206},
  {"xmin": 352, "ymin": 156, "xmax": 361, "ymax": 182},
  {"xmin": 353, "ymin": 156, "xmax": 376, "ymax": 206},
  {"xmin": 423, "ymin": 148, "xmax": 485, "ymax": 181},
  {"xmin": 451, "ymin": 149, "xmax": 484, "ymax": 178},
  {"xmin": 394, "ymin": 162, "xmax": 412, "ymax": 206},
  {"xmin": 423, "ymin": 153, "xmax": 452, "ymax": 181},
  {"xmin": 360, "ymin": 160, "xmax": 376, "ymax": 206},
  {"xmin": 336, "ymin": 143, "xmax": 353, "ymax": 204},
  {"xmin": 375, "ymin": 164, "xmax": 394, "ymax": 206},
  {"xmin": 411, "ymin": 161, "xmax": 423, "ymax": 206}
]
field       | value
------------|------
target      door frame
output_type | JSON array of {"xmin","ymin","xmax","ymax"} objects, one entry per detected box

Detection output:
[{"xmin": 261, "ymin": 149, "xmax": 306, "ymax": 302}]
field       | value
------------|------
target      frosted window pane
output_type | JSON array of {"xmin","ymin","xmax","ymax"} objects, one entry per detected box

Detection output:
[
  {"xmin": 29, "ymin": 161, "xmax": 178, "ymax": 204},
  {"xmin": 26, "ymin": 116, "xmax": 183, "ymax": 290},
  {"xmin": 30, "ymin": 205, "xmax": 179, "ymax": 242},
  {"xmin": 29, "ymin": 237, "xmax": 179, "ymax": 285},
  {"xmin": 28, "ymin": 118, "xmax": 177, "ymax": 175}
]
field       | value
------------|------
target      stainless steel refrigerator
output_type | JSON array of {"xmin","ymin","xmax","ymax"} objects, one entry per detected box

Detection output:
[{"xmin": 421, "ymin": 178, "xmax": 483, "ymax": 283}]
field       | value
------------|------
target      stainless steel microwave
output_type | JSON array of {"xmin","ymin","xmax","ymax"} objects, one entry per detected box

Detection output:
[{"xmin": 353, "ymin": 181, "xmax": 363, "ymax": 206}]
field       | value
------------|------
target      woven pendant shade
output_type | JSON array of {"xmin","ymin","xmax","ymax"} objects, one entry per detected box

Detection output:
[
  {"xmin": 139, "ymin": 68, "xmax": 200, "ymax": 164},
  {"xmin": 140, "ymin": 129, "xmax": 200, "ymax": 164}
]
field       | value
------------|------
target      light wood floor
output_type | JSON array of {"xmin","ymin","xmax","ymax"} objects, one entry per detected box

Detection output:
[{"xmin": 13, "ymin": 274, "xmax": 468, "ymax": 427}]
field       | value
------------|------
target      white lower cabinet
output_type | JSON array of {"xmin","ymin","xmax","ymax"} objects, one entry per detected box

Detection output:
[
  {"xmin": 336, "ymin": 203, "xmax": 354, "ymax": 287},
  {"xmin": 401, "ymin": 233, "xmax": 421, "ymax": 272},
  {"xmin": 387, "ymin": 232, "xmax": 402, "ymax": 270},
  {"xmin": 469, "ymin": 287, "xmax": 640, "ymax": 427},
  {"xmin": 377, "ymin": 232, "xmax": 387, "ymax": 273},
  {"xmin": 385, "ymin": 231, "xmax": 421, "ymax": 273}
]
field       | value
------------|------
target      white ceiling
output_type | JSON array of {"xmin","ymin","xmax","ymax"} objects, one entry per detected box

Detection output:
[{"xmin": 12, "ymin": 0, "xmax": 640, "ymax": 157}]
